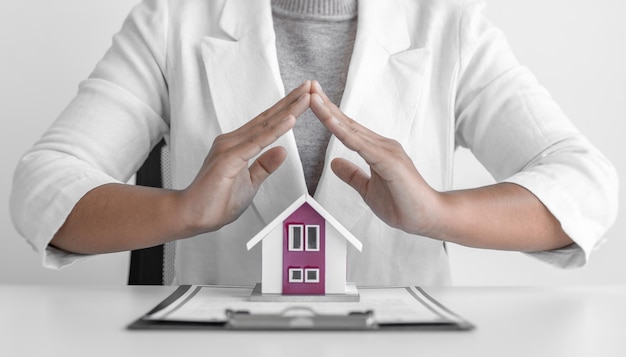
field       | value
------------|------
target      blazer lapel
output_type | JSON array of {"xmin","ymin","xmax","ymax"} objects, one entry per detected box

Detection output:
[
  {"xmin": 316, "ymin": 0, "xmax": 432, "ymax": 231},
  {"xmin": 200, "ymin": 0, "xmax": 307, "ymax": 224}
]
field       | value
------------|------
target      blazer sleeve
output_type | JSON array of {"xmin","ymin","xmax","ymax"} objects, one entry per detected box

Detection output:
[
  {"xmin": 9, "ymin": 0, "xmax": 170, "ymax": 269},
  {"xmin": 454, "ymin": 2, "xmax": 619, "ymax": 268}
]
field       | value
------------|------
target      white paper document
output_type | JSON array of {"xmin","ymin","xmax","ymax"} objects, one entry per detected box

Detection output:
[{"xmin": 145, "ymin": 285, "xmax": 465, "ymax": 327}]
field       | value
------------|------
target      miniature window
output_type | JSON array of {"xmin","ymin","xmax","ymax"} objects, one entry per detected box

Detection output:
[
  {"xmin": 289, "ymin": 268, "xmax": 304, "ymax": 283},
  {"xmin": 305, "ymin": 225, "xmax": 320, "ymax": 251},
  {"xmin": 304, "ymin": 268, "xmax": 320, "ymax": 283},
  {"xmin": 288, "ymin": 225, "xmax": 304, "ymax": 251}
]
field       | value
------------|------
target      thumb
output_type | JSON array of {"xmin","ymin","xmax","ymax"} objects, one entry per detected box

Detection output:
[
  {"xmin": 331, "ymin": 158, "xmax": 369, "ymax": 199},
  {"xmin": 249, "ymin": 147, "xmax": 288, "ymax": 190}
]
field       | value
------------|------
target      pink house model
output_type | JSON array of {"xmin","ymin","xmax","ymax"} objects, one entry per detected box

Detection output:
[{"xmin": 246, "ymin": 194, "xmax": 362, "ymax": 301}]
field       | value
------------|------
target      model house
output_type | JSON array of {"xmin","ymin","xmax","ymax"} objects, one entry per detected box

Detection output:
[{"xmin": 246, "ymin": 194, "xmax": 362, "ymax": 298}]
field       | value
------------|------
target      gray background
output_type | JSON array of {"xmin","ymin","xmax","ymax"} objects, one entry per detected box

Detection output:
[{"xmin": 1, "ymin": 0, "xmax": 623, "ymax": 285}]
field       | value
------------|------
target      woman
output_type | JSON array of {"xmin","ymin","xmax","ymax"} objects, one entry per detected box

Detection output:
[{"xmin": 11, "ymin": 0, "xmax": 618, "ymax": 285}]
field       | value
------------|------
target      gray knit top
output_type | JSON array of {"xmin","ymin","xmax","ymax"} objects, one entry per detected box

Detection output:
[{"xmin": 271, "ymin": 0, "xmax": 358, "ymax": 195}]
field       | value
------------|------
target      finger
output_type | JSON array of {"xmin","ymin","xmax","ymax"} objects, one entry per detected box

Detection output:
[
  {"xmin": 234, "ymin": 80, "xmax": 312, "ymax": 135},
  {"xmin": 331, "ymin": 158, "xmax": 370, "ymax": 199},
  {"xmin": 218, "ymin": 91, "xmax": 309, "ymax": 162},
  {"xmin": 249, "ymin": 146, "xmax": 288, "ymax": 190},
  {"xmin": 238, "ymin": 91, "xmax": 310, "ymax": 141},
  {"xmin": 235, "ymin": 113, "xmax": 297, "ymax": 162},
  {"xmin": 238, "ymin": 87, "xmax": 310, "ymax": 156},
  {"xmin": 310, "ymin": 92, "xmax": 382, "ymax": 166},
  {"xmin": 310, "ymin": 81, "xmax": 380, "ymax": 140}
]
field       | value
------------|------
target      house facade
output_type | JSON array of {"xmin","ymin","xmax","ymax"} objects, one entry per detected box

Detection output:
[
  {"xmin": 247, "ymin": 195, "xmax": 362, "ymax": 296},
  {"xmin": 282, "ymin": 202, "xmax": 325, "ymax": 295}
]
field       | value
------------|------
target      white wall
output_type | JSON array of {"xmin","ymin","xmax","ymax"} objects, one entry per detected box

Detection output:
[{"xmin": 0, "ymin": 0, "xmax": 624, "ymax": 285}]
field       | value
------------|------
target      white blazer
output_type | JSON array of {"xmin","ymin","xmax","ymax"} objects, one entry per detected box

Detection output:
[{"xmin": 11, "ymin": 0, "xmax": 618, "ymax": 285}]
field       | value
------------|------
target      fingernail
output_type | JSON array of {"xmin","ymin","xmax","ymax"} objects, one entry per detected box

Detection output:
[
  {"xmin": 299, "ymin": 80, "xmax": 309, "ymax": 89},
  {"xmin": 314, "ymin": 81, "xmax": 323, "ymax": 92}
]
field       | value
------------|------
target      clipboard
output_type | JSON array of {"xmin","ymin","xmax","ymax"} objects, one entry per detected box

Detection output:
[{"xmin": 127, "ymin": 285, "xmax": 474, "ymax": 331}]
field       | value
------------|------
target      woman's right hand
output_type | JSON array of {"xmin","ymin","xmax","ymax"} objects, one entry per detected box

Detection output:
[{"xmin": 178, "ymin": 80, "xmax": 312, "ymax": 235}]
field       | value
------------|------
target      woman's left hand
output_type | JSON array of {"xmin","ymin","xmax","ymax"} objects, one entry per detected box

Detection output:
[{"xmin": 309, "ymin": 81, "xmax": 442, "ymax": 236}]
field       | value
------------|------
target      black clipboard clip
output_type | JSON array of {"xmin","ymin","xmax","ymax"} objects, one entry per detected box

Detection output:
[{"xmin": 225, "ymin": 306, "xmax": 376, "ymax": 330}]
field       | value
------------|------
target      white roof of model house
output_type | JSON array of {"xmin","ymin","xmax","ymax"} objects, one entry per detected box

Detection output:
[{"xmin": 246, "ymin": 194, "xmax": 363, "ymax": 252}]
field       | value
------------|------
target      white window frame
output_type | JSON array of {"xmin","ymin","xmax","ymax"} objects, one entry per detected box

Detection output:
[
  {"xmin": 288, "ymin": 224, "xmax": 304, "ymax": 251},
  {"xmin": 305, "ymin": 225, "xmax": 320, "ymax": 251},
  {"xmin": 304, "ymin": 268, "xmax": 320, "ymax": 283},
  {"xmin": 288, "ymin": 268, "xmax": 304, "ymax": 283}
]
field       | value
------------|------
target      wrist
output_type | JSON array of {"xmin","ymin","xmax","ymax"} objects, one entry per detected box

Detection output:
[
  {"xmin": 174, "ymin": 189, "xmax": 215, "ymax": 238},
  {"xmin": 412, "ymin": 189, "xmax": 450, "ymax": 239},
  {"xmin": 175, "ymin": 185, "xmax": 242, "ymax": 238}
]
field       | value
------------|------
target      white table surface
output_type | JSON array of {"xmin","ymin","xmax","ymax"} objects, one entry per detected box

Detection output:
[{"xmin": 1, "ymin": 285, "xmax": 624, "ymax": 357}]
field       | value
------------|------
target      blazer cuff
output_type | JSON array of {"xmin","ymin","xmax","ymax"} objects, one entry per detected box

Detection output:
[
  {"xmin": 35, "ymin": 174, "xmax": 118, "ymax": 269},
  {"xmin": 504, "ymin": 171, "xmax": 606, "ymax": 269}
]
